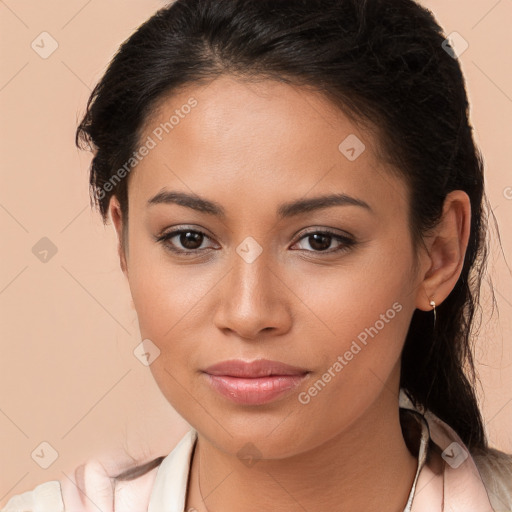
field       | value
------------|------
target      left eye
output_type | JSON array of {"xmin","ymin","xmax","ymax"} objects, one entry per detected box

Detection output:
[{"xmin": 292, "ymin": 231, "xmax": 355, "ymax": 253}]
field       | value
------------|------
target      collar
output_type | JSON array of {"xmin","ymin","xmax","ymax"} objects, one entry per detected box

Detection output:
[{"xmin": 399, "ymin": 389, "xmax": 494, "ymax": 512}]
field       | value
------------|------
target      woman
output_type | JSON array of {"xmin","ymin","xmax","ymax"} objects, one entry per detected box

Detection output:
[{"xmin": 2, "ymin": 0, "xmax": 511, "ymax": 510}]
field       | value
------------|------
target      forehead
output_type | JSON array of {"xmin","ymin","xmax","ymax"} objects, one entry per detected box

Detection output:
[
  {"xmin": 141, "ymin": 75, "xmax": 367, "ymax": 163},
  {"xmin": 129, "ymin": 75, "xmax": 408, "ymax": 219}
]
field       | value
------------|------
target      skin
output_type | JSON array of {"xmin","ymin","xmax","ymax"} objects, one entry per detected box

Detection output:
[{"xmin": 109, "ymin": 75, "xmax": 471, "ymax": 512}]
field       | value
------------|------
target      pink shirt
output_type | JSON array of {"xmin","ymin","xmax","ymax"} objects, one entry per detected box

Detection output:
[{"xmin": 2, "ymin": 390, "xmax": 511, "ymax": 511}]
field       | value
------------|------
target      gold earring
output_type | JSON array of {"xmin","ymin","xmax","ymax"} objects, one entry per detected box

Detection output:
[{"xmin": 429, "ymin": 299, "xmax": 436, "ymax": 329}]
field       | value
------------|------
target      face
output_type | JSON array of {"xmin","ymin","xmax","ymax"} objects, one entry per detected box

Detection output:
[{"xmin": 111, "ymin": 75, "xmax": 426, "ymax": 459}]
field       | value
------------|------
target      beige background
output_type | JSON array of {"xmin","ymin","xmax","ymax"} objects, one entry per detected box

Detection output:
[{"xmin": 0, "ymin": 0, "xmax": 511, "ymax": 502}]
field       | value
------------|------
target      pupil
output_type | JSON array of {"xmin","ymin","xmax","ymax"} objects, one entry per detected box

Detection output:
[
  {"xmin": 181, "ymin": 231, "xmax": 203, "ymax": 249},
  {"xmin": 310, "ymin": 234, "xmax": 331, "ymax": 251}
]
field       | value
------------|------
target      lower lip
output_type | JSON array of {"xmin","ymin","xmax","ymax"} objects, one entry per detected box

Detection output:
[{"xmin": 204, "ymin": 373, "xmax": 308, "ymax": 405}]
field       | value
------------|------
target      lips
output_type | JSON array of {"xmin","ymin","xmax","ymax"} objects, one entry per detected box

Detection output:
[
  {"xmin": 203, "ymin": 359, "xmax": 309, "ymax": 378},
  {"xmin": 202, "ymin": 359, "xmax": 310, "ymax": 405}
]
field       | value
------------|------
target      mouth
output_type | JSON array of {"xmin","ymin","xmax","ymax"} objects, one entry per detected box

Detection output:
[{"xmin": 202, "ymin": 359, "xmax": 310, "ymax": 405}]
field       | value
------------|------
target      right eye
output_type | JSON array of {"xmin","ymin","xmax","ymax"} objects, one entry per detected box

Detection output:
[{"xmin": 156, "ymin": 228, "xmax": 218, "ymax": 255}]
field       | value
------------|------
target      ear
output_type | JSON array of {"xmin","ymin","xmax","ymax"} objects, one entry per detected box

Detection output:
[
  {"xmin": 109, "ymin": 195, "xmax": 129, "ymax": 277},
  {"xmin": 415, "ymin": 190, "xmax": 471, "ymax": 311}
]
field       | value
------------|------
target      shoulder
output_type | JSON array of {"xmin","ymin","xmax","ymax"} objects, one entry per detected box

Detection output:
[
  {"xmin": 399, "ymin": 390, "xmax": 512, "ymax": 509},
  {"xmin": 1, "ymin": 429, "xmax": 196, "ymax": 512},
  {"xmin": 0, "ymin": 480, "xmax": 63, "ymax": 512},
  {"xmin": 0, "ymin": 457, "xmax": 163, "ymax": 512},
  {"xmin": 472, "ymin": 446, "xmax": 512, "ymax": 510}
]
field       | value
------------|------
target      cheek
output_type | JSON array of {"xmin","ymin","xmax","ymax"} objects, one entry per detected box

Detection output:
[
  {"xmin": 126, "ymin": 243, "xmax": 216, "ymax": 405},
  {"xmin": 126, "ymin": 233, "xmax": 208, "ymax": 337},
  {"xmin": 293, "ymin": 273, "xmax": 412, "ymax": 444},
  {"xmin": 304, "ymin": 243, "xmax": 412, "ymax": 331},
  {"xmin": 294, "ymin": 243, "xmax": 415, "ymax": 393}
]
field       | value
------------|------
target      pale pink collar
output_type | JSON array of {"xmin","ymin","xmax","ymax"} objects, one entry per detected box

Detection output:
[{"xmin": 398, "ymin": 389, "xmax": 494, "ymax": 512}]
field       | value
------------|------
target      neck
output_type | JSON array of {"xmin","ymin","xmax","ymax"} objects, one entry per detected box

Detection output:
[{"xmin": 185, "ymin": 388, "xmax": 417, "ymax": 512}]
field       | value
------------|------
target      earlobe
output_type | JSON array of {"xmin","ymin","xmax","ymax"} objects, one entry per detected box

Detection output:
[
  {"xmin": 416, "ymin": 190, "xmax": 471, "ymax": 311},
  {"xmin": 108, "ymin": 196, "xmax": 129, "ymax": 277}
]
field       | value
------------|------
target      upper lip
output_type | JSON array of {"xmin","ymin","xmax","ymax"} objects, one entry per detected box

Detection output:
[{"xmin": 203, "ymin": 359, "xmax": 309, "ymax": 378}]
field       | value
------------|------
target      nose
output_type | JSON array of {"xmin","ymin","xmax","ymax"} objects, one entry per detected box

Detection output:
[{"xmin": 212, "ymin": 248, "xmax": 293, "ymax": 340}]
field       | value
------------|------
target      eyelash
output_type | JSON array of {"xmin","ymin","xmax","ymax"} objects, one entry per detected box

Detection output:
[{"xmin": 156, "ymin": 227, "xmax": 357, "ymax": 257}]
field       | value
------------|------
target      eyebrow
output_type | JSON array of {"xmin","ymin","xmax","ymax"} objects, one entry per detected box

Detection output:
[{"xmin": 146, "ymin": 189, "xmax": 373, "ymax": 218}]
